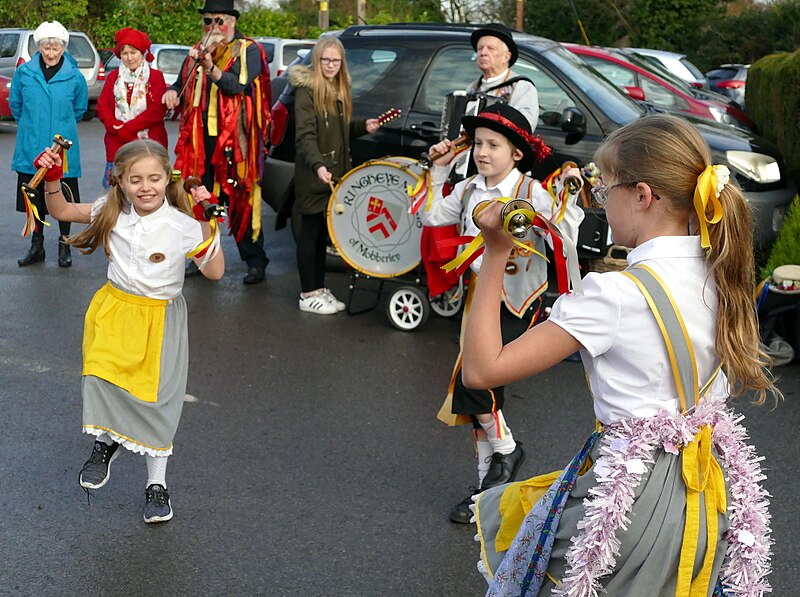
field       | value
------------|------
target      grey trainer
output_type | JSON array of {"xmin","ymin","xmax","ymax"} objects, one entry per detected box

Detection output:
[
  {"xmin": 143, "ymin": 484, "xmax": 173, "ymax": 523},
  {"xmin": 79, "ymin": 441, "xmax": 120, "ymax": 489}
]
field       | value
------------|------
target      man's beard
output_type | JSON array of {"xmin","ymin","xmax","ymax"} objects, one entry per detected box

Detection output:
[{"xmin": 205, "ymin": 31, "xmax": 227, "ymax": 46}]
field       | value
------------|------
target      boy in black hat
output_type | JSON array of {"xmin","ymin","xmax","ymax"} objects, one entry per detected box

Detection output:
[{"xmin": 419, "ymin": 103, "xmax": 584, "ymax": 523}]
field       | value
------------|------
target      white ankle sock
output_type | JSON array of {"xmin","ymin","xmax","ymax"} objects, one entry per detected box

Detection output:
[
  {"xmin": 146, "ymin": 455, "xmax": 169, "ymax": 488},
  {"xmin": 96, "ymin": 433, "xmax": 115, "ymax": 446},
  {"xmin": 479, "ymin": 411, "xmax": 516, "ymax": 455},
  {"xmin": 476, "ymin": 439, "xmax": 493, "ymax": 487}
]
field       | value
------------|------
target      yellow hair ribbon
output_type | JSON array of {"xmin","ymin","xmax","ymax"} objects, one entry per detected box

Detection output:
[{"xmin": 693, "ymin": 165, "xmax": 725, "ymax": 250}]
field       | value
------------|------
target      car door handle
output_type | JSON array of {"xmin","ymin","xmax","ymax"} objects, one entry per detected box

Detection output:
[{"xmin": 410, "ymin": 122, "xmax": 442, "ymax": 134}]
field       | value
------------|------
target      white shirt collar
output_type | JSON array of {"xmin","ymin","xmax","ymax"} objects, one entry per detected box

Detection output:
[
  {"xmin": 122, "ymin": 197, "xmax": 170, "ymax": 231},
  {"xmin": 627, "ymin": 235, "xmax": 705, "ymax": 266},
  {"xmin": 469, "ymin": 169, "xmax": 523, "ymax": 195},
  {"xmin": 482, "ymin": 69, "xmax": 511, "ymax": 86}
]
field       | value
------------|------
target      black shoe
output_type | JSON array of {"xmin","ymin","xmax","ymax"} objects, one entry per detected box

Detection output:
[
  {"xmin": 79, "ymin": 441, "xmax": 120, "ymax": 489},
  {"xmin": 18, "ymin": 240, "xmax": 45, "ymax": 266},
  {"xmin": 185, "ymin": 261, "xmax": 201, "ymax": 278},
  {"xmin": 143, "ymin": 484, "xmax": 173, "ymax": 523},
  {"xmin": 58, "ymin": 237, "xmax": 72, "ymax": 268},
  {"xmin": 449, "ymin": 486, "xmax": 481, "ymax": 524},
  {"xmin": 243, "ymin": 266, "xmax": 265, "ymax": 285},
  {"xmin": 481, "ymin": 443, "xmax": 525, "ymax": 490}
]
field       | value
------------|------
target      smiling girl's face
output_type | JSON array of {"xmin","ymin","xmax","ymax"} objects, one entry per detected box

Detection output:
[{"xmin": 119, "ymin": 156, "xmax": 168, "ymax": 217}]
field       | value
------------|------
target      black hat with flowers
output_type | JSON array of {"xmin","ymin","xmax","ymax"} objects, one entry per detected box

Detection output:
[{"xmin": 461, "ymin": 103, "xmax": 551, "ymax": 172}]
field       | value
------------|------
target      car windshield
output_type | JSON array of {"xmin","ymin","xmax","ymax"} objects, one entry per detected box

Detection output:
[
  {"xmin": 542, "ymin": 44, "xmax": 643, "ymax": 124},
  {"xmin": 622, "ymin": 51, "xmax": 695, "ymax": 93}
]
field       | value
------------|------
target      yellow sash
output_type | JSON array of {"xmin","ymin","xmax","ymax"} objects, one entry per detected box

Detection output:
[{"xmin": 82, "ymin": 283, "xmax": 167, "ymax": 403}]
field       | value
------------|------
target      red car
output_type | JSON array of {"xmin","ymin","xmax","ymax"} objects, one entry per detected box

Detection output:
[
  {"xmin": 0, "ymin": 74, "xmax": 12, "ymax": 120},
  {"xmin": 564, "ymin": 44, "xmax": 754, "ymax": 131}
]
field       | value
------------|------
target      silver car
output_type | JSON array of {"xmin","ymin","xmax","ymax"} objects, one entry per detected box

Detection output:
[
  {"xmin": 626, "ymin": 47, "xmax": 708, "ymax": 90},
  {"xmin": 104, "ymin": 44, "xmax": 190, "ymax": 87}
]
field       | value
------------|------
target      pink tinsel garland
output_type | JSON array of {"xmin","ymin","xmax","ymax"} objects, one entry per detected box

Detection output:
[{"xmin": 553, "ymin": 396, "xmax": 772, "ymax": 597}]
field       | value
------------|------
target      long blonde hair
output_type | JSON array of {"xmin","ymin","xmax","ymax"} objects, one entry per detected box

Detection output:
[
  {"xmin": 595, "ymin": 115, "xmax": 776, "ymax": 404},
  {"xmin": 309, "ymin": 37, "xmax": 352, "ymax": 123},
  {"xmin": 69, "ymin": 140, "xmax": 192, "ymax": 258}
]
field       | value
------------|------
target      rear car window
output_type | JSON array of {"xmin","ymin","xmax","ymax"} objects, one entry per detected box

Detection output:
[
  {"xmin": 707, "ymin": 67, "xmax": 739, "ymax": 80},
  {"xmin": 28, "ymin": 34, "xmax": 94, "ymax": 68},
  {"xmin": 260, "ymin": 42, "xmax": 275, "ymax": 63},
  {"xmin": 0, "ymin": 33, "xmax": 20, "ymax": 58},
  {"xmin": 346, "ymin": 48, "xmax": 402, "ymax": 99},
  {"xmin": 282, "ymin": 43, "xmax": 314, "ymax": 65},
  {"xmin": 679, "ymin": 57, "xmax": 704, "ymax": 80},
  {"xmin": 417, "ymin": 47, "xmax": 477, "ymax": 114},
  {"xmin": 156, "ymin": 49, "xmax": 187, "ymax": 75},
  {"xmin": 582, "ymin": 57, "xmax": 636, "ymax": 88}
]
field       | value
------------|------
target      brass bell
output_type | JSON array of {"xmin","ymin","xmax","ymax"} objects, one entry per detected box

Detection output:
[{"xmin": 500, "ymin": 199, "xmax": 534, "ymax": 238}]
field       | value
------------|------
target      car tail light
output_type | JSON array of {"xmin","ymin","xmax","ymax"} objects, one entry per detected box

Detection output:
[
  {"xmin": 16, "ymin": 57, "xmax": 25, "ymax": 67},
  {"xmin": 270, "ymin": 101, "xmax": 288, "ymax": 147},
  {"xmin": 277, "ymin": 69, "xmax": 284, "ymax": 76},
  {"xmin": 97, "ymin": 64, "xmax": 105, "ymax": 81},
  {"xmin": 718, "ymin": 80, "xmax": 745, "ymax": 89},
  {"xmin": 689, "ymin": 81, "xmax": 703, "ymax": 88}
]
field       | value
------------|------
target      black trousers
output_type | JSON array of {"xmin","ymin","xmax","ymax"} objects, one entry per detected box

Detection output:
[
  {"xmin": 15, "ymin": 173, "xmax": 81, "ymax": 238},
  {"xmin": 201, "ymin": 135, "xmax": 268, "ymax": 270},
  {"xmin": 296, "ymin": 212, "xmax": 327, "ymax": 293}
]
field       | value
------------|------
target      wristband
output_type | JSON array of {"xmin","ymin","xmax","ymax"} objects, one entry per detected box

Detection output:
[{"xmin": 34, "ymin": 151, "xmax": 63, "ymax": 182}]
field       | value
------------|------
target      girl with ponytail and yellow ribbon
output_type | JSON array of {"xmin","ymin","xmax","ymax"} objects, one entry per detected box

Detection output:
[
  {"xmin": 40, "ymin": 139, "xmax": 224, "ymax": 524},
  {"xmin": 418, "ymin": 103, "xmax": 585, "ymax": 526},
  {"xmin": 464, "ymin": 114, "xmax": 778, "ymax": 596}
]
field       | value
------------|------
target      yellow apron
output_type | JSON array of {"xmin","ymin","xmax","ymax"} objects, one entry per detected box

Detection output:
[{"xmin": 82, "ymin": 282, "xmax": 167, "ymax": 403}]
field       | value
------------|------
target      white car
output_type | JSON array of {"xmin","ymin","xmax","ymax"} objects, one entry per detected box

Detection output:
[
  {"xmin": 104, "ymin": 44, "xmax": 190, "ymax": 87},
  {"xmin": 253, "ymin": 36, "xmax": 316, "ymax": 79},
  {"xmin": 625, "ymin": 47, "xmax": 708, "ymax": 89}
]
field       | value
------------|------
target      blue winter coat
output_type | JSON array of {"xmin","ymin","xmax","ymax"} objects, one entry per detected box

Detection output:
[{"xmin": 10, "ymin": 52, "xmax": 87, "ymax": 177}]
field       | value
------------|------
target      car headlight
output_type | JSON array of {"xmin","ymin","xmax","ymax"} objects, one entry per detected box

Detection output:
[
  {"xmin": 725, "ymin": 150, "xmax": 781, "ymax": 183},
  {"xmin": 708, "ymin": 105, "xmax": 725, "ymax": 123}
]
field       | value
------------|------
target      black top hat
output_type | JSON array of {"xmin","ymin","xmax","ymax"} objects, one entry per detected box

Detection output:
[
  {"xmin": 471, "ymin": 23, "xmax": 518, "ymax": 67},
  {"xmin": 461, "ymin": 103, "xmax": 551, "ymax": 172},
  {"xmin": 197, "ymin": 0, "xmax": 240, "ymax": 18}
]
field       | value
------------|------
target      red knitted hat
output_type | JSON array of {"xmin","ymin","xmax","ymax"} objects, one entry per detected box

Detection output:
[{"xmin": 114, "ymin": 28, "xmax": 154, "ymax": 62}]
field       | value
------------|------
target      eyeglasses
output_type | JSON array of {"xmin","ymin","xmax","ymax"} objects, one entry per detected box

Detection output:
[
  {"xmin": 203, "ymin": 16, "xmax": 227, "ymax": 26},
  {"xmin": 591, "ymin": 181, "xmax": 661, "ymax": 205},
  {"xmin": 320, "ymin": 57, "xmax": 342, "ymax": 65}
]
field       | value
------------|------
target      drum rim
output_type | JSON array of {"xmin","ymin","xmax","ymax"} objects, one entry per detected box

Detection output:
[{"xmin": 327, "ymin": 158, "xmax": 423, "ymax": 279}]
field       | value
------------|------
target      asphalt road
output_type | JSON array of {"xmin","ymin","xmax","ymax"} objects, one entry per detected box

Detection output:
[{"xmin": 0, "ymin": 120, "xmax": 797, "ymax": 596}]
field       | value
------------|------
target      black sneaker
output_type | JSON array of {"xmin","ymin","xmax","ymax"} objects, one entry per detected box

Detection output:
[
  {"xmin": 79, "ymin": 441, "xmax": 120, "ymax": 489},
  {"xmin": 449, "ymin": 486, "xmax": 480, "ymax": 524},
  {"xmin": 143, "ymin": 484, "xmax": 173, "ymax": 523}
]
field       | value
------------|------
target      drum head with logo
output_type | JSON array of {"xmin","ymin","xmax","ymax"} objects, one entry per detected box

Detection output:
[{"xmin": 328, "ymin": 158, "xmax": 423, "ymax": 278}]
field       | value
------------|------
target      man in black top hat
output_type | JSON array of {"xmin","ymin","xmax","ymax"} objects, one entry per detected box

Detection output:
[
  {"xmin": 467, "ymin": 23, "xmax": 538, "ymax": 130},
  {"xmin": 163, "ymin": 0, "xmax": 272, "ymax": 285}
]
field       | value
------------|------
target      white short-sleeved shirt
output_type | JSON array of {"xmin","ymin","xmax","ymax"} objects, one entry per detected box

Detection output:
[
  {"xmin": 548, "ymin": 236, "xmax": 727, "ymax": 424},
  {"xmin": 91, "ymin": 196, "xmax": 203, "ymax": 300}
]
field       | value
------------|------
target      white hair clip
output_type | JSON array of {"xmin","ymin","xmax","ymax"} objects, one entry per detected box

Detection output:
[{"xmin": 713, "ymin": 165, "xmax": 730, "ymax": 198}]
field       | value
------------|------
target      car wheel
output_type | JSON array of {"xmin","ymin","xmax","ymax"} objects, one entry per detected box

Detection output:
[{"xmin": 386, "ymin": 286, "xmax": 429, "ymax": 331}]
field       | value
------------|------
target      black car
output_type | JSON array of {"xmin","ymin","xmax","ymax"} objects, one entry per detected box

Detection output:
[{"xmin": 264, "ymin": 24, "xmax": 796, "ymax": 253}]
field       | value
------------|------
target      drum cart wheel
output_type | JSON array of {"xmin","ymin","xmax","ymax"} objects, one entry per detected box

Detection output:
[
  {"xmin": 386, "ymin": 285, "xmax": 430, "ymax": 331},
  {"xmin": 429, "ymin": 278, "xmax": 464, "ymax": 318}
]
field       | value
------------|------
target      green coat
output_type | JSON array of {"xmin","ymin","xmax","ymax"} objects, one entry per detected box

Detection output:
[{"xmin": 291, "ymin": 67, "xmax": 367, "ymax": 215}]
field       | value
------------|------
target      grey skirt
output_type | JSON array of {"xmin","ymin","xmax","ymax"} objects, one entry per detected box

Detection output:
[
  {"xmin": 478, "ymin": 432, "xmax": 729, "ymax": 596},
  {"xmin": 82, "ymin": 294, "xmax": 189, "ymax": 457}
]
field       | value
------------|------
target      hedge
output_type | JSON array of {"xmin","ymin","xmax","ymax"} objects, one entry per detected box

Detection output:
[{"xmin": 747, "ymin": 49, "xmax": 800, "ymax": 186}]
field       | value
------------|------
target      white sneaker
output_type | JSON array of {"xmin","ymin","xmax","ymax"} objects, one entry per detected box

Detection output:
[
  {"xmin": 299, "ymin": 292, "xmax": 338, "ymax": 315},
  {"xmin": 322, "ymin": 289, "xmax": 346, "ymax": 312}
]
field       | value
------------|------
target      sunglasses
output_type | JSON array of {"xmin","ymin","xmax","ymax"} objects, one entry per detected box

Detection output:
[{"xmin": 203, "ymin": 16, "xmax": 227, "ymax": 26}]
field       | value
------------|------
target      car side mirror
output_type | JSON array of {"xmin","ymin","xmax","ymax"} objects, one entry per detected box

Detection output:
[
  {"xmin": 624, "ymin": 86, "xmax": 646, "ymax": 101},
  {"xmin": 561, "ymin": 107, "xmax": 586, "ymax": 135}
]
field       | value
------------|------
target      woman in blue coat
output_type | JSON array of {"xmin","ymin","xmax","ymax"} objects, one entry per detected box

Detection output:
[{"xmin": 11, "ymin": 20, "xmax": 87, "ymax": 267}]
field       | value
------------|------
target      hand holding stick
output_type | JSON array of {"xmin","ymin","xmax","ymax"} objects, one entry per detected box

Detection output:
[
  {"xmin": 419, "ymin": 133, "xmax": 472, "ymax": 168},
  {"xmin": 183, "ymin": 176, "xmax": 226, "ymax": 220}
]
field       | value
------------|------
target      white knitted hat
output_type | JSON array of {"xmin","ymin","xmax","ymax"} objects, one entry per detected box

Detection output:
[{"xmin": 33, "ymin": 21, "xmax": 69, "ymax": 47}]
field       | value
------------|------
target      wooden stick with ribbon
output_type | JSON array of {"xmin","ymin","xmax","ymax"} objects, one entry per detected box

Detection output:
[
  {"xmin": 182, "ymin": 175, "xmax": 225, "ymax": 269},
  {"xmin": 329, "ymin": 179, "xmax": 344, "ymax": 215},
  {"xmin": 408, "ymin": 133, "xmax": 472, "ymax": 214},
  {"xmin": 20, "ymin": 135, "xmax": 72, "ymax": 237}
]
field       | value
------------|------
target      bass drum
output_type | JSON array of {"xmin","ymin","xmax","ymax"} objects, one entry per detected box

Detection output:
[{"xmin": 327, "ymin": 157, "xmax": 423, "ymax": 278}]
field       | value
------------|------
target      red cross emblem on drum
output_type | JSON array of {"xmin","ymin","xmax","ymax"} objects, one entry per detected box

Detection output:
[{"xmin": 327, "ymin": 157, "xmax": 423, "ymax": 278}]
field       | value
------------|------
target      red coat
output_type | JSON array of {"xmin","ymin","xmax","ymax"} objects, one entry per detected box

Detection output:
[{"xmin": 96, "ymin": 68, "xmax": 168, "ymax": 162}]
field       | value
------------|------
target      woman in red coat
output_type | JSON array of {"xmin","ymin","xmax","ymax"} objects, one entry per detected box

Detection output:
[{"xmin": 97, "ymin": 28, "xmax": 168, "ymax": 187}]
